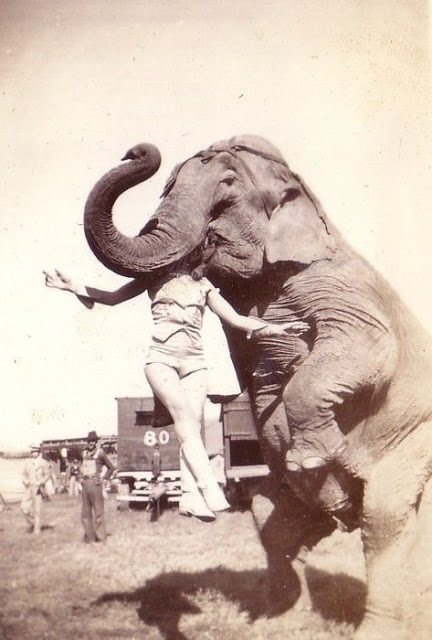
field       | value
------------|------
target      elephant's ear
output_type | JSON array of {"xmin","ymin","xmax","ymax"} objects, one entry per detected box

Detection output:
[{"xmin": 265, "ymin": 175, "xmax": 335, "ymax": 264}]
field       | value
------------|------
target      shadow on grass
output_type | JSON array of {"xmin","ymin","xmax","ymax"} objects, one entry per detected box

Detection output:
[
  {"xmin": 93, "ymin": 566, "xmax": 366, "ymax": 640},
  {"xmin": 306, "ymin": 566, "xmax": 366, "ymax": 626}
]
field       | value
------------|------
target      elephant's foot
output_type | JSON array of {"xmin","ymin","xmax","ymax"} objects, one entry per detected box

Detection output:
[
  {"xmin": 285, "ymin": 424, "xmax": 348, "ymax": 471},
  {"xmin": 354, "ymin": 612, "xmax": 406, "ymax": 640}
]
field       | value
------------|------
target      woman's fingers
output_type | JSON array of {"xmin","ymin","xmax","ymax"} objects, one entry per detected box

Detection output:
[
  {"xmin": 280, "ymin": 321, "xmax": 309, "ymax": 334},
  {"xmin": 55, "ymin": 268, "xmax": 70, "ymax": 284},
  {"xmin": 43, "ymin": 270, "xmax": 55, "ymax": 286},
  {"xmin": 43, "ymin": 268, "xmax": 70, "ymax": 289}
]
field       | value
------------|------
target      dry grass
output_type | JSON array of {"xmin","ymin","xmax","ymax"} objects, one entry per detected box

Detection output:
[{"xmin": 0, "ymin": 494, "xmax": 366, "ymax": 639}]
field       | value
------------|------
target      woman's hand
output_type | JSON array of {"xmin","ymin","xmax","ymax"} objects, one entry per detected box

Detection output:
[
  {"xmin": 281, "ymin": 320, "xmax": 310, "ymax": 335},
  {"xmin": 43, "ymin": 269, "xmax": 77, "ymax": 293},
  {"xmin": 251, "ymin": 320, "xmax": 309, "ymax": 339}
]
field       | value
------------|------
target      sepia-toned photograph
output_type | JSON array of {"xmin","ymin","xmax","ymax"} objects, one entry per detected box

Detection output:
[{"xmin": 1, "ymin": 1, "xmax": 430, "ymax": 638}]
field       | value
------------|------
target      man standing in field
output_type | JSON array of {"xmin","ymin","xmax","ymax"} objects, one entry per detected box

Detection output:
[
  {"xmin": 80, "ymin": 431, "xmax": 116, "ymax": 543},
  {"xmin": 21, "ymin": 443, "xmax": 51, "ymax": 535},
  {"xmin": 67, "ymin": 457, "xmax": 82, "ymax": 497}
]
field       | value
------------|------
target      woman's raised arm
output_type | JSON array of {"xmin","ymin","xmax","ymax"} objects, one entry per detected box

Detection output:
[{"xmin": 43, "ymin": 269, "xmax": 148, "ymax": 308}]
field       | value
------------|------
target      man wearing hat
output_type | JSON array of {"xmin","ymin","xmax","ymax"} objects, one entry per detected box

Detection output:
[
  {"xmin": 80, "ymin": 430, "xmax": 116, "ymax": 543},
  {"xmin": 21, "ymin": 442, "xmax": 51, "ymax": 535}
]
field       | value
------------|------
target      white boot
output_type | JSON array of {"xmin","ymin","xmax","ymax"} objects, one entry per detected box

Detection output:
[
  {"xmin": 179, "ymin": 451, "xmax": 215, "ymax": 522},
  {"xmin": 199, "ymin": 477, "xmax": 230, "ymax": 512},
  {"xmin": 181, "ymin": 439, "xmax": 230, "ymax": 513},
  {"xmin": 178, "ymin": 491, "xmax": 215, "ymax": 522}
]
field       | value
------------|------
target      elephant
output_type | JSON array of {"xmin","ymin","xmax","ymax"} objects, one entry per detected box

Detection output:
[{"xmin": 83, "ymin": 135, "xmax": 432, "ymax": 639}]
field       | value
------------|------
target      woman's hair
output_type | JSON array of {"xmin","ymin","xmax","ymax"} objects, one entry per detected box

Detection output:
[
  {"xmin": 187, "ymin": 245, "xmax": 205, "ymax": 270},
  {"xmin": 169, "ymin": 248, "xmax": 202, "ymax": 278},
  {"xmin": 189, "ymin": 238, "xmax": 218, "ymax": 280}
]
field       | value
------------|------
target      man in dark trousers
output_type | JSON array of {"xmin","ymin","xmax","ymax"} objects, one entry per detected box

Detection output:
[{"xmin": 80, "ymin": 430, "xmax": 116, "ymax": 543}]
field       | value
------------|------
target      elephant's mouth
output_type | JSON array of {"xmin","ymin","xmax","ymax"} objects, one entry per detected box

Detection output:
[{"xmin": 206, "ymin": 231, "xmax": 265, "ymax": 280}]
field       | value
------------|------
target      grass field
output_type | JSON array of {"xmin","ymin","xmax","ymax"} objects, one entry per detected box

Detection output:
[{"xmin": 0, "ymin": 493, "xmax": 366, "ymax": 640}]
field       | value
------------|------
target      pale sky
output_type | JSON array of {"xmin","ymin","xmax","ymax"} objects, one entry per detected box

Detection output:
[{"xmin": 1, "ymin": 0, "xmax": 430, "ymax": 450}]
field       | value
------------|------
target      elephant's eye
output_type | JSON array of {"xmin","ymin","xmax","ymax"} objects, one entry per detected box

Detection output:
[
  {"xmin": 221, "ymin": 173, "xmax": 237, "ymax": 186},
  {"xmin": 282, "ymin": 188, "xmax": 301, "ymax": 203},
  {"xmin": 210, "ymin": 201, "xmax": 226, "ymax": 220}
]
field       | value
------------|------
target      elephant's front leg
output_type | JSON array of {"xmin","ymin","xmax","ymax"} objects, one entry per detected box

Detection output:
[
  {"xmin": 358, "ymin": 421, "xmax": 432, "ymax": 640},
  {"xmin": 252, "ymin": 371, "xmax": 357, "ymax": 518},
  {"xmin": 250, "ymin": 370, "xmax": 355, "ymax": 615},
  {"xmin": 404, "ymin": 476, "xmax": 432, "ymax": 639},
  {"xmin": 252, "ymin": 477, "xmax": 336, "ymax": 615}
]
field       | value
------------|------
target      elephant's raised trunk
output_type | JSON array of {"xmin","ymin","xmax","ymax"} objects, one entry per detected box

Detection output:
[
  {"xmin": 83, "ymin": 142, "xmax": 221, "ymax": 279},
  {"xmin": 84, "ymin": 143, "xmax": 167, "ymax": 277}
]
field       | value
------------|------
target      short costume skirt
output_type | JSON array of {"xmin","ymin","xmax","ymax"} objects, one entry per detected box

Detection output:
[{"xmin": 146, "ymin": 329, "xmax": 207, "ymax": 378}]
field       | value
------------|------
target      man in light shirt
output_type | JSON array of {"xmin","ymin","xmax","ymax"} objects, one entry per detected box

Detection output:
[{"xmin": 21, "ymin": 443, "xmax": 51, "ymax": 535}]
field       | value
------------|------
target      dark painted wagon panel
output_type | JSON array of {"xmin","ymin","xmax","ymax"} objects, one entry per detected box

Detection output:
[
  {"xmin": 116, "ymin": 397, "xmax": 181, "ymax": 473},
  {"xmin": 221, "ymin": 391, "xmax": 269, "ymax": 480}
]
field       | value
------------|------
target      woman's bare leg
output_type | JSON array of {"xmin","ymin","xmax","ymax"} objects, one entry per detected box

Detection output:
[
  {"xmin": 179, "ymin": 368, "xmax": 208, "ymax": 434},
  {"xmin": 145, "ymin": 364, "xmax": 211, "ymax": 481},
  {"xmin": 179, "ymin": 370, "xmax": 227, "ymax": 514},
  {"xmin": 145, "ymin": 364, "xmax": 204, "ymax": 441},
  {"xmin": 145, "ymin": 364, "xmax": 228, "ymax": 511},
  {"xmin": 180, "ymin": 370, "xmax": 229, "ymax": 510},
  {"xmin": 179, "ymin": 369, "xmax": 215, "ymax": 522}
]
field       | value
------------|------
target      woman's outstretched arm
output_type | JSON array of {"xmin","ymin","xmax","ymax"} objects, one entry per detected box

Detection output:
[
  {"xmin": 43, "ymin": 269, "xmax": 148, "ymax": 308},
  {"xmin": 206, "ymin": 289, "xmax": 309, "ymax": 337}
]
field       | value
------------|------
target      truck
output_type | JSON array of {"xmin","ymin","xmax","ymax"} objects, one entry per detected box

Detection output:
[
  {"xmin": 115, "ymin": 392, "xmax": 269, "ymax": 510},
  {"xmin": 115, "ymin": 396, "xmax": 182, "ymax": 509}
]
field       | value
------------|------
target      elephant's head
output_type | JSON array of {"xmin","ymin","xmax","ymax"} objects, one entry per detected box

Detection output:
[{"xmin": 83, "ymin": 135, "xmax": 335, "ymax": 287}]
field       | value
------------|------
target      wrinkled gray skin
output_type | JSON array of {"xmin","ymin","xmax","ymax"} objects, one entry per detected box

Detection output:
[{"xmin": 84, "ymin": 136, "xmax": 432, "ymax": 639}]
